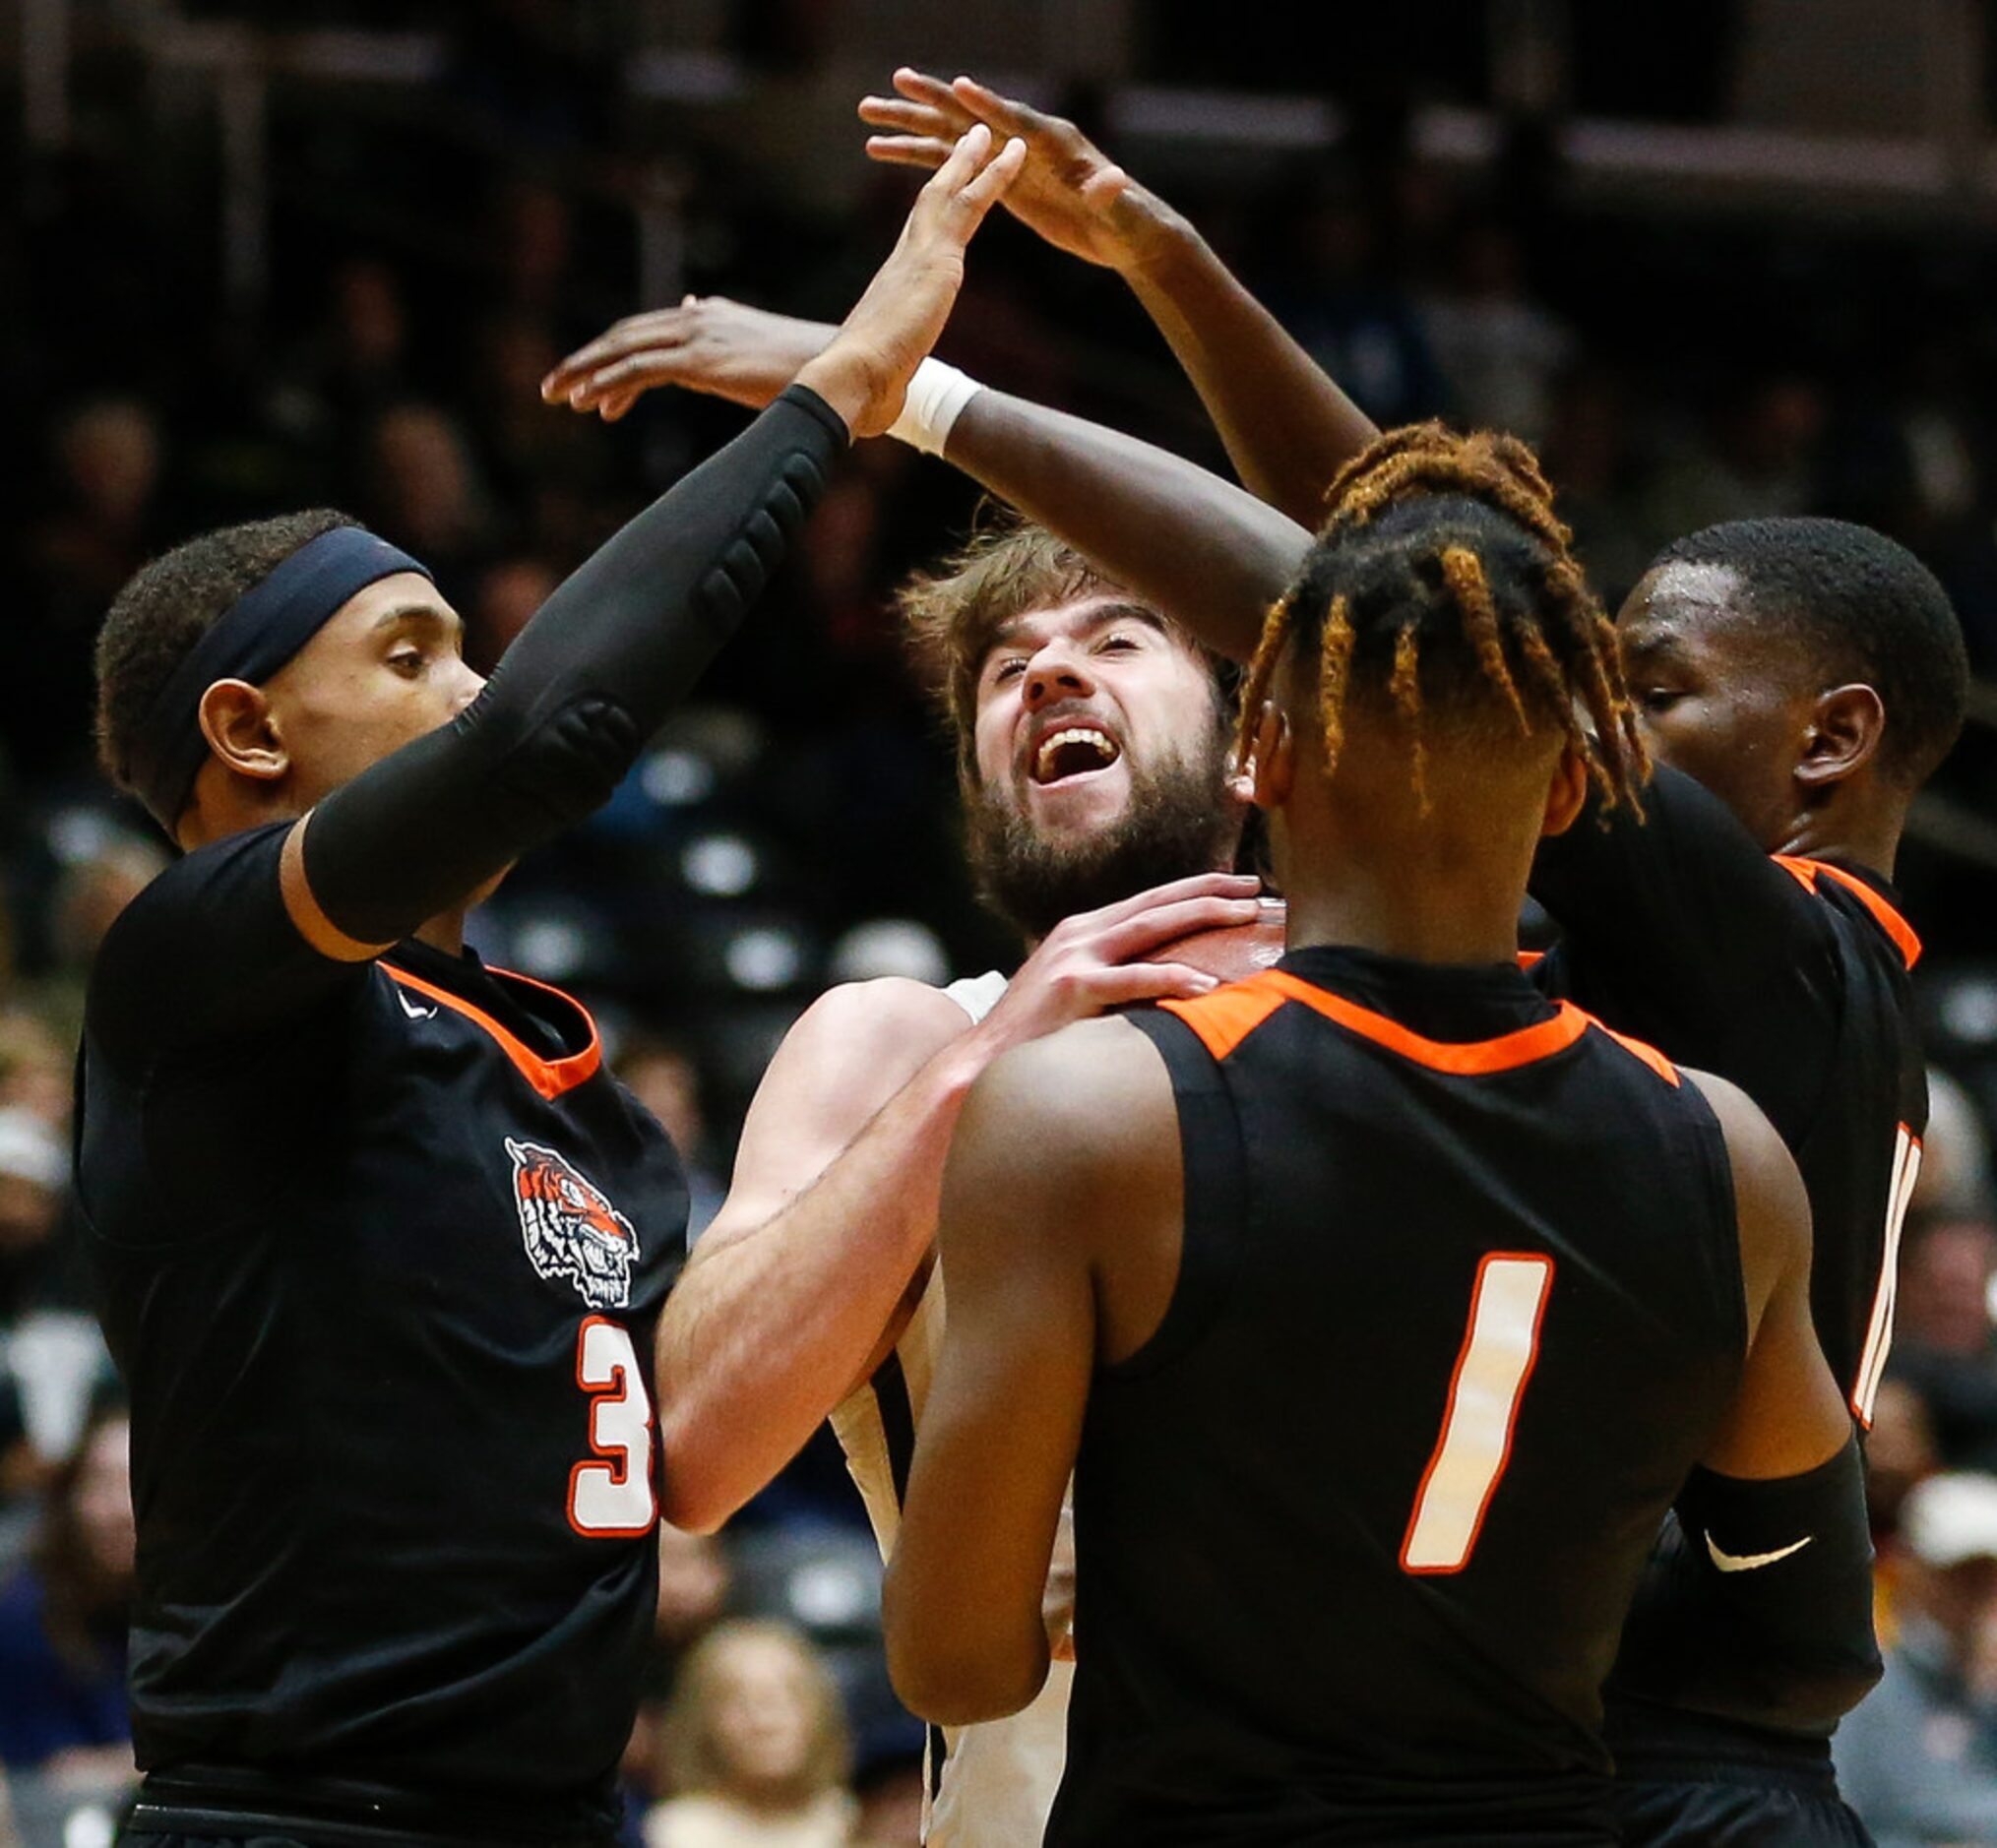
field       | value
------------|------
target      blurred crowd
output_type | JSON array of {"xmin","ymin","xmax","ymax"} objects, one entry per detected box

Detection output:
[{"xmin": 4, "ymin": 3, "xmax": 1997, "ymax": 1844}]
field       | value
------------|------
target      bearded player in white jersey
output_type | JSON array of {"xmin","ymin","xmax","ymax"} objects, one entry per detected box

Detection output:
[{"xmin": 603, "ymin": 504, "xmax": 1270, "ymax": 1842}]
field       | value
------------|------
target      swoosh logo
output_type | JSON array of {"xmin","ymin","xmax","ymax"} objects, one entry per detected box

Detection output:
[
  {"xmin": 397, "ymin": 990, "xmax": 439, "ymax": 1020},
  {"xmin": 1706, "ymin": 1530, "xmax": 1813, "ymax": 1573}
]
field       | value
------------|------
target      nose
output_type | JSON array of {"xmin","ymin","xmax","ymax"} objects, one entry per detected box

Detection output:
[
  {"xmin": 1022, "ymin": 640, "xmax": 1094, "ymax": 711},
  {"xmin": 450, "ymin": 659, "xmax": 486, "ymax": 716}
]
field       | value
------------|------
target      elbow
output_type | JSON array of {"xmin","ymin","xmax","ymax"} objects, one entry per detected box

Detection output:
[
  {"xmin": 655, "ymin": 1414, "xmax": 746, "ymax": 1538},
  {"xmin": 881, "ymin": 1576, "xmax": 1048, "ymax": 1726}
]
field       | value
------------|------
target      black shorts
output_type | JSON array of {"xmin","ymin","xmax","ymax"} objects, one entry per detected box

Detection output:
[{"xmin": 1610, "ymin": 1765, "xmax": 1874, "ymax": 1848}]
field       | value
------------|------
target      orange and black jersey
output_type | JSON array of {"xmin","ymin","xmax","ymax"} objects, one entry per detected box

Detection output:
[
  {"xmin": 1048, "ymin": 948, "xmax": 1746, "ymax": 1847},
  {"xmin": 1530, "ymin": 764, "xmax": 1925, "ymax": 1427},
  {"xmin": 77, "ymin": 822, "xmax": 685, "ymax": 1846}
]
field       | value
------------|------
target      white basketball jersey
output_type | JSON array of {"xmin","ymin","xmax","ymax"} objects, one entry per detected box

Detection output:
[{"xmin": 829, "ymin": 970, "xmax": 1074, "ymax": 1848}]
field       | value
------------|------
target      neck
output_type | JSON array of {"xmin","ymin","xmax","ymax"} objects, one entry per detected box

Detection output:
[
  {"xmin": 1282, "ymin": 847, "xmax": 1527, "ymax": 965},
  {"xmin": 413, "ymin": 910, "xmax": 468, "ymax": 955},
  {"xmin": 1778, "ymin": 811, "xmax": 1902, "ymax": 882}
]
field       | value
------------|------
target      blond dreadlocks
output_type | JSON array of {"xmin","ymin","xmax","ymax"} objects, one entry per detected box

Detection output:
[{"xmin": 1235, "ymin": 423, "xmax": 1649, "ymax": 813}]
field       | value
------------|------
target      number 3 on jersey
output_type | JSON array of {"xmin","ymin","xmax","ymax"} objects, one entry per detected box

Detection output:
[
  {"xmin": 569, "ymin": 1316, "xmax": 657, "ymax": 1537},
  {"xmin": 1402, "ymin": 1254, "xmax": 1554, "ymax": 1575}
]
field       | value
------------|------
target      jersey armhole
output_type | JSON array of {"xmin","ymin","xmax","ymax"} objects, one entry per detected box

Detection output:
[
  {"xmin": 1683, "ymin": 1081, "xmax": 1753, "ymax": 1372},
  {"xmin": 1102, "ymin": 1008, "xmax": 1247, "ymax": 1382}
]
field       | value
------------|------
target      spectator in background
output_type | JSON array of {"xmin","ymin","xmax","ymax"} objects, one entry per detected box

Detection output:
[
  {"xmin": 266, "ymin": 258, "xmax": 415, "ymax": 489},
  {"xmin": 1642, "ymin": 372, "xmax": 1826, "ymax": 545},
  {"xmin": 0, "ymin": 1405, "xmax": 133, "ymax": 1784},
  {"xmin": 1889, "ymin": 1216, "xmax": 1997, "ymax": 1473},
  {"xmin": 1838, "ymin": 1471, "xmax": 1997, "ymax": 1846},
  {"xmin": 1917, "ymin": 1067, "xmax": 1997, "ymax": 1226},
  {"xmin": 12, "ymin": 399, "xmax": 167, "ymax": 780},
  {"xmin": 617, "ymin": 1035, "xmax": 724, "ymax": 1242},
  {"xmin": 0, "ymin": 1014, "xmax": 73, "ymax": 1135},
  {"xmin": 648, "ymin": 1621, "xmax": 859, "ymax": 1848},
  {"xmin": 1418, "ymin": 211, "xmax": 1572, "ymax": 442},
  {"xmin": 362, "ymin": 402, "xmax": 497, "ymax": 594},
  {"xmin": 1869, "ymin": 1377, "xmax": 1944, "ymax": 1646},
  {"xmin": 623, "ymin": 1525, "xmax": 734, "ymax": 1845},
  {"xmin": 470, "ymin": 554, "xmax": 563, "ymax": 669},
  {"xmin": 0, "ymin": 1111, "xmax": 66, "ymax": 1331}
]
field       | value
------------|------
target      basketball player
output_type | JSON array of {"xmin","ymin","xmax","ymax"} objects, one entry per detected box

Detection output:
[
  {"xmin": 628, "ymin": 515, "xmax": 1265, "ymax": 1846},
  {"xmin": 848, "ymin": 83, "xmax": 1966, "ymax": 1841},
  {"xmin": 75, "ymin": 126, "xmax": 1026, "ymax": 1848},
  {"xmin": 548, "ymin": 111, "xmax": 1960, "ymax": 1838},
  {"xmin": 884, "ymin": 428, "xmax": 1879, "ymax": 1844}
]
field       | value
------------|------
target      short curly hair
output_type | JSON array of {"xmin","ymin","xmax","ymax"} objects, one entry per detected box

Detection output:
[
  {"xmin": 94, "ymin": 509, "xmax": 361, "ymax": 801},
  {"xmin": 1647, "ymin": 517, "xmax": 1968, "ymax": 788}
]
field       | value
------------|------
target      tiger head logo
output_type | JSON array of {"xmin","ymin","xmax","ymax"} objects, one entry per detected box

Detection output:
[{"xmin": 506, "ymin": 1139, "xmax": 640, "ymax": 1310}]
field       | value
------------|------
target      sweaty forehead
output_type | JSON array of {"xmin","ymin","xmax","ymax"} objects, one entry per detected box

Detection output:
[{"xmin": 1617, "ymin": 559, "xmax": 1787, "ymax": 668}]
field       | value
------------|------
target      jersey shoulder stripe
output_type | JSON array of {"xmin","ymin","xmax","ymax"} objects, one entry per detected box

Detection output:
[
  {"xmin": 1164, "ymin": 968, "xmax": 1678, "ymax": 1083},
  {"xmin": 1772, "ymin": 854, "xmax": 1921, "ymax": 969},
  {"xmin": 378, "ymin": 961, "xmax": 602, "ymax": 1098}
]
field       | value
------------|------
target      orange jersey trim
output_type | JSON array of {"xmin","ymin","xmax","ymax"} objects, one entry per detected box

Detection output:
[
  {"xmin": 1774, "ymin": 854, "xmax": 1922, "ymax": 970},
  {"xmin": 380, "ymin": 960, "xmax": 602, "ymax": 1100},
  {"xmin": 1159, "ymin": 978, "xmax": 1288, "ymax": 1062},
  {"xmin": 1575, "ymin": 1015, "xmax": 1681, "ymax": 1087}
]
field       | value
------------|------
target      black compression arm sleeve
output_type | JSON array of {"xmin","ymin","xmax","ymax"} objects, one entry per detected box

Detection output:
[
  {"xmin": 301, "ymin": 385, "xmax": 847, "ymax": 946},
  {"xmin": 1609, "ymin": 1434, "xmax": 1881, "ymax": 1736}
]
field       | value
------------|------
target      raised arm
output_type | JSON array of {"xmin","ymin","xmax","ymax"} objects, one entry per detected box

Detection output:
[
  {"xmin": 285, "ymin": 126, "xmax": 1027, "ymax": 958},
  {"xmin": 547, "ymin": 306, "xmax": 1308, "ymax": 666},
  {"xmin": 655, "ymin": 873, "xmax": 1262, "ymax": 1532},
  {"xmin": 860, "ymin": 70, "xmax": 1381, "ymax": 524},
  {"xmin": 1611, "ymin": 1071, "xmax": 1880, "ymax": 1735}
]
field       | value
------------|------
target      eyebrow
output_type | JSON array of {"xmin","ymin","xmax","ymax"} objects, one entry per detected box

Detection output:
[
  {"xmin": 989, "ymin": 600, "xmax": 1168, "ymax": 652},
  {"xmin": 372, "ymin": 603, "xmax": 463, "ymax": 636}
]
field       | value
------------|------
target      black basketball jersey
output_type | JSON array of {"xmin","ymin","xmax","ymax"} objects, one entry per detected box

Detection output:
[
  {"xmin": 77, "ymin": 822, "xmax": 686, "ymax": 1844},
  {"xmin": 1532, "ymin": 766, "xmax": 1927, "ymax": 1429},
  {"xmin": 1046, "ymin": 948, "xmax": 1747, "ymax": 1847}
]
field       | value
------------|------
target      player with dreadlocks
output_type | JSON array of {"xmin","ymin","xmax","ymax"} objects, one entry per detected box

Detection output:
[{"xmin": 875, "ymin": 424, "xmax": 1870, "ymax": 1844}]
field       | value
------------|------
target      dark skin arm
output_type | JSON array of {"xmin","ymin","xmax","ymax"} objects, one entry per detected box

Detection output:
[
  {"xmin": 859, "ymin": 70, "xmax": 1379, "ymax": 525},
  {"xmin": 882, "ymin": 1016, "xmax": 1178, "ymax": 1724},
  {"xmin": 1687, "ymin": 1067, "xmax": 1852, "ymax": 1479}
]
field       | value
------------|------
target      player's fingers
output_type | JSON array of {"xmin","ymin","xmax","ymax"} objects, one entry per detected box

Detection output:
[
  {"xmin": 857, "ymin": 96, "xmax": 959, "ymax": 138},
  {"xmin": 951, "ymin": 75, "xmax": 1043, "ymax": 140},
  {"xmin": 891, "ymin": 67, "xmax": 971, "ymax": 115},
  {"xmin": 1093, "ymin": 894, "xmax": 1267, "ymax": 961},
  {"xmin": 864, "ymin": 135, "xmax": 954, "ymax": 171},
  {"xmin": 956, "ymin": 136, "xmax": 1028, "ymax": 215},
  {"xmin": 597, "ymin": 387, "xmax": 643, "ymax": 423},
  {"xmin": 1078, "ymin": 961, "xmax": 1220, "ymax": 1006},
  {"xmin": 921, "ymin": 121, "xmax": 994, "ymax": 202},
  {"xmin": 1072, "ymin": 871, "xmax": 1261, "ymax": 933},
  {"xmin": 564, "ymin": 353, "xmax": 671, "ymax": 401},
  {"xmin": 543, "ymin": 321, "xmax": 685, "ymax": 396}
]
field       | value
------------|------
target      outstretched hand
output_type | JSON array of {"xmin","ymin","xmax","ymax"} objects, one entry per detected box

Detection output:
[
  {"xmin": 859, "ymin": 70, "xmax": 1175, "ymax": 274},
  {"xmin": 542, "ymin": 123, "xmax": 1025, "ymax": 438}
]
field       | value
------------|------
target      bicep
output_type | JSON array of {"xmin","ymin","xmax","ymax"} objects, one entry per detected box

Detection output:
[
  {"xmin": 698, "ymin": 980, "xmax": 967, "ymax": 1249},
  {"xmin": 1695, "ymin": 1071, "xmax": 1850, "ymax": 1479}
]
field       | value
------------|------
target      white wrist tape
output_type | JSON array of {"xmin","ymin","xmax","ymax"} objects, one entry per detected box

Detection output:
[{"xmin": 887, "ymin": 359, "xmax": 985, "ymax": 457}]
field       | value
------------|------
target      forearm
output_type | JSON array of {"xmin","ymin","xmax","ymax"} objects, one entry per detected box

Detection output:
[
  {"xmin": 1119, "ymin": 211, "xmax": 1379, "ymax": 526},
  {"xmin": 943, "ymin": 390, "xmax": 1310, "ymax": 662},
  {"xmin": 303, "ymin": 387, "xmax": 847, "ymax": 945},
  {"xmin": 1611, "ymin": 1435, "xmax": 1880, "ymax": 1735},
  {"xmin": 654, "ymin": 1028, "xmax": 988, "ymax": 1531}
]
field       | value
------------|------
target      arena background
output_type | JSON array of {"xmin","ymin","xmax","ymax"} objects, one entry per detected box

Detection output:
[{"xmin": 5, "ymin": 4, "xmax": 1997, "ymax": 1844}]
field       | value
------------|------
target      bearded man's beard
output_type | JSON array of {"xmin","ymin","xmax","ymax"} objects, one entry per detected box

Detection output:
[{"xmin": 963, "ymin": 744, "xmax": 1242, "ymax": 943}]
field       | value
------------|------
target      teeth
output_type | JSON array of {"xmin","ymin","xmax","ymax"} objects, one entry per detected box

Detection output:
[{"xmin": 1034, "ymin": 726, "xmax": 1117, "ymax": 782}]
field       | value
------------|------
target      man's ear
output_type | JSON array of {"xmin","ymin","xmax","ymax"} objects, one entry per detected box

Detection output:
[
  {"xmin": 1539, "ymin": 742, "xmax": 1590, "ymax": 838},
  {"xmin": 1244, "ymin": 703, "xmax": 1292, "ymax": 814},
  {"xmin": 197, "ymin": 679, "xmax": 289, "ymax": 784},
  {"xmin": 1795, "ymin": 683, "xmax": 1885, "ymax": 794}
]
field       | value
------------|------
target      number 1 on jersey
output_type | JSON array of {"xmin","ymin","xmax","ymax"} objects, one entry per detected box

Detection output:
[
  {"xmin": 1401, "ymin": 1254, "xmax": 1553, "ymax": 1574},
  {"xmin": 569, "ymin": 1317, "xmax": 657, "ymax": 1537}
]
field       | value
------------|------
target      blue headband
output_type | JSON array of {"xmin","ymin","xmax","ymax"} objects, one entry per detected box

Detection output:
[{"xmin": 128, "ymin": 525, "xmax": 433, "ymax": 832}]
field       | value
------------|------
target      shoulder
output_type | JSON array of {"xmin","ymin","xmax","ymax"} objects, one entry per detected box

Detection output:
[
  {"xmin": 1683, "ymin": 1064, "xmax": 1810, "ymax": 1258},
  {"xmin": 775, "ymin": 975, "xmax": 972, "ymax": 1082},
  {"xmin": 961, "ymin": 1016, "xmax": 1176, "ymax": 1203}
]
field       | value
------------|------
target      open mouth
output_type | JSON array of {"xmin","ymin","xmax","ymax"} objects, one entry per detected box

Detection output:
[{"xmin": 1030, "ymin": 724, "xmax": 1122, "ymax": 786}]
